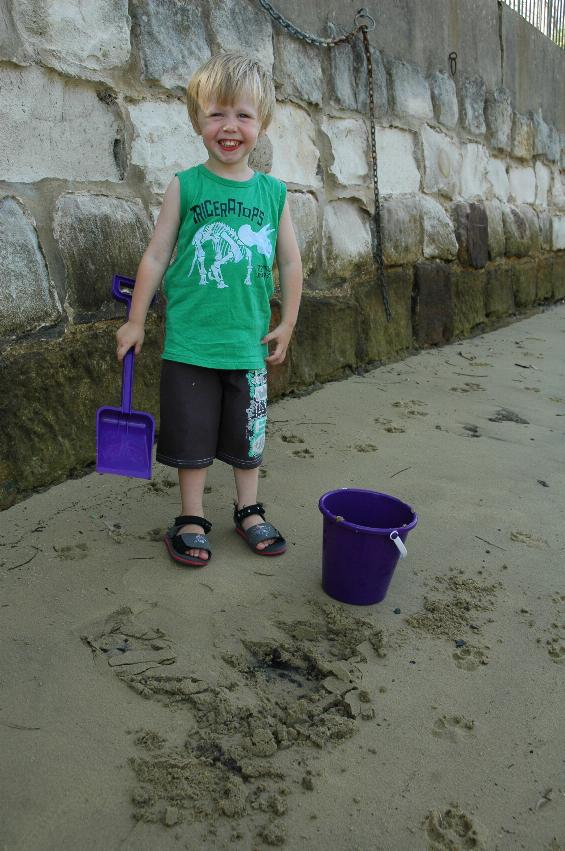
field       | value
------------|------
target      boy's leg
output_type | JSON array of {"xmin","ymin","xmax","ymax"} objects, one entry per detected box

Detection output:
[
  {"xmin": 178, "ymin": 467, "xmax": 209, "ymax": 561},
  {"xmin": 233, "ymin": 466, "xmax": 275, "ymax": 551}
]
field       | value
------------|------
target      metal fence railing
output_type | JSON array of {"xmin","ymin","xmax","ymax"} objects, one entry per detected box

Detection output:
[{"xmin": 502, "ymin": 0, "xmax": 565, "ymax": 48}]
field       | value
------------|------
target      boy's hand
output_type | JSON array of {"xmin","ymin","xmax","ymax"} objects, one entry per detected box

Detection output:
[
  {"xmin": 262, "ymin": 322, "xmax": 294, "ymax": 365},
  {"xmin": 116, "ymin": 321, "xmax": 145, "ymax": 361}
]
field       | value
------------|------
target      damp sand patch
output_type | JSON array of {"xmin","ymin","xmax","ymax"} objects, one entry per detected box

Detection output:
[
  {"xmin": 82, "ymin": 603, "xmax": 385, "ymax": 844},
  {"xmin": 406, "ymin": 576, "xmax": 499, "ymax": 640}
]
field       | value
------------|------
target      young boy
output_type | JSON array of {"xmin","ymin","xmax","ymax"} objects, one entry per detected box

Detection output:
[{"xmin": 116, "ymin": 52, "xmax": 303, "ymax": 567}]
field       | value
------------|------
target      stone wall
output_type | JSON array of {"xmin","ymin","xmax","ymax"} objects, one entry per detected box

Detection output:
[{"xmin": 1, "ymin": 0, "xmax": 565, "ymax": 507}]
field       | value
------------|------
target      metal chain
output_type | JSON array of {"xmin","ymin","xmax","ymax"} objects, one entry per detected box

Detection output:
[{"xmin": 258, "ymin": 1, "xmax": 392, "ymax": 320}]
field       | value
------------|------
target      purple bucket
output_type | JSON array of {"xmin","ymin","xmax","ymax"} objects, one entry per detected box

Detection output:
[{"xmin": 318, "ymin": 489, "xmax": 418, "ymax": 605}]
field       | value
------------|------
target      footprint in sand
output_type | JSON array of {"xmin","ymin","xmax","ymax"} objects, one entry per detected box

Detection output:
[
  {"xmin": 374, "ymin": 417, "xmax": 406, "ymax": 433},
  {"xmin": 462, "ymin": 424, "xmax": 481, "ymax": 438},
  {"xmin": 423, "ymin": 804, "xmax": 486, "ymax": 849},
  {"xmin": 392, "ymin": 400, "xmax": 428, "ymax": 417},
  {"xmin": 53, "ymin": 542, "xmax": 88, "ymax": 560},
  {"xmin": 142, "ymin": 528, "xmax": 166, "ymax": 542},
  {"xmin": 510, "ymin": 530, "xmax": 548, "ymax": 549},
  {"xmin": 432, "ymin": 715, "xmax": 475, "ymax": 742},
  {"xmin": 489, "ymin": 408, "xmax": 529, "ymax": 424},
  {"xmin": 546, "ymin": 636, "xmax": 565, "ymax": 664},
  {"xmin": 281, "ymin": 434, "xmax": 304, "ymax": 444},
  {"xmin": 355, "ymin": 444, "xmax": 378, "ymax": 452},
  {"xmin": 292, "ymin": 448, "xmax": 314, "ymax": 458},
  {"xmin": 450, "ymin": 382, "xmax": 485, "ymax": 393},
  {"xmin": 452, "ymin": 644, "xmax": 489, "ymax": 671}
]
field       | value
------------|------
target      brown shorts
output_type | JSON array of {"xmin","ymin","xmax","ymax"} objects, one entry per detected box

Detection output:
[{"xmin": 156, "ymin": 360, "xmax": 267, "ymax": 469}]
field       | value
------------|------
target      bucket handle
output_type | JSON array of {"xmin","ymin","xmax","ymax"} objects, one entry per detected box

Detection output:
[{"xmin": 390, "ymin": 530, "xmax": 408, "ymax": 559}]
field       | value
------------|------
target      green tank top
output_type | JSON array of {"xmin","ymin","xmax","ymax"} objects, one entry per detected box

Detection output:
[{"xmin": 162, "ymin": 165, "xmax": 287, "ymax": 370}]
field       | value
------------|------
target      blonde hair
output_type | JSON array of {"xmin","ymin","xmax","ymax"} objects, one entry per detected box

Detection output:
[{"xmin": 187, "ymin": 52, "xmax": 275, "ymax": 132}]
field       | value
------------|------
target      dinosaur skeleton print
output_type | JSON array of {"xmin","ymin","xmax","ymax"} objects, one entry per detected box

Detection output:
[{"xmin": 188, "ymin": 221, "xmax": 275, "ymax": 289}]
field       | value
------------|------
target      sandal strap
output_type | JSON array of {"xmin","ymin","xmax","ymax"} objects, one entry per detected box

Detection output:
[
  {"xmin": 174, "ymin": 532, "xmax": 211, "ymax": 554},
  {"xmin": 173, "ymin": 515, "xmax": 212, "ymax": 535},
  {"xmin": 243, "ymin": 522, "xmax": 283, "ymax": 548},
  {"xmin": 233, "ymin": 502, "xmax": 265, "ymax": 524}
]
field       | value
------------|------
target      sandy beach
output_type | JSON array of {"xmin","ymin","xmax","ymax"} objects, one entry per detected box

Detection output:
[{"xmin": 1, "ymin": 304, "xmax": 564, "ymax": 851}]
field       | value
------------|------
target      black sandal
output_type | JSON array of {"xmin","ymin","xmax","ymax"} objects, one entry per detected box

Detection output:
[
  {"xmin": 233, "ymin": 502, "xmax": 286, "ymax": 556},
  {"xmin": 164, "ymin": 515, "xmax": 212, "ymax": 567}
]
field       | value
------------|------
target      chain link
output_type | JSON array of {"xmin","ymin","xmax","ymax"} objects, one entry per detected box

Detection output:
[{"xmin": 258, "ymin": 1, "xmax": 392, "ymax": 320}]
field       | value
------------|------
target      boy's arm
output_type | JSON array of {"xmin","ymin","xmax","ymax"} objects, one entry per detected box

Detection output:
[
  {"xmin": 263, "ymin": 200, "xmax": 303, "ymax": 365},
  {"xmin": 116, "ymin": 177, "xmax": 180, "ymax": 361}
]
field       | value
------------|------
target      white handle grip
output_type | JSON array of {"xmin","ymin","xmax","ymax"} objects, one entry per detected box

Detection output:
[{"xmin": 390, "ymin": 530, "xmax": 407, "ymax": 559}]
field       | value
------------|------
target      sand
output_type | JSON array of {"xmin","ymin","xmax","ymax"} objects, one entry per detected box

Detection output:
[{"xmin": 1, "ymin": 305, "xmax": 564, "ymax": 851}]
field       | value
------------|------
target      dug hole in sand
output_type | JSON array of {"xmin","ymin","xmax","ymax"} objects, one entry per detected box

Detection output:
[{"xmin": 1, "ymin": 305, "xmax": 564, "ymax": 850}]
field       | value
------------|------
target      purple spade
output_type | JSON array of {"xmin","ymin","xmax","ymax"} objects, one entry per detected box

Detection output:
[{"xmin": 96, "ymin": 275, "xmax": 155, "ymax": 479}]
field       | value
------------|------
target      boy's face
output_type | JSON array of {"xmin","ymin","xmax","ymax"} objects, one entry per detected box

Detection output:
[{"xmin": 195, "ymin": 97, "xmax": 263, "ymax": 176}]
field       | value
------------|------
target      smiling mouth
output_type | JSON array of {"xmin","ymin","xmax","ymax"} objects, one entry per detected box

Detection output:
[{"xmin": 218, "ymin": 139, "xmax": 241, "ymax": 151}]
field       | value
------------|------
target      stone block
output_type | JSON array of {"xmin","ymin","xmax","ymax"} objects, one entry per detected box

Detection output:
[
  {"xmin": 287, "ymin": 192, "xmax": 318, "ymax": 281},
  {"xmin": 248, "ymin": 134, "xmax": 273, "ymax": 174},
  {"xmin": 508, "ymin": 165, "xmax": 536, "ymax": 204},
  {"xmin": 132, "ymin": 0, "xmax": 210, "ymax": 92},
  {"xmin": 453, "ymin": 202, "xmax": 489, "ymax": 268},
  {"xmin": 414, "ymin": 262, "xmax": 453, "ymax": 346},
  {"xmin": 0, "ymin": 318, "xmax": 163, "ymax": 509},
  {"xmin": 460, "ymin": 143, "xmax": 489, "ymax": 199},
  {"xmin": 291, "ymin": 294, "xmax": 362, "ymax": 385},
  {"xmin": 0, "ymin": 1, "xmax": 29, "ymax": 65},
  {"xmin": 532, "ymin": 110, "xmax": 550, "ymax": 158},
  {"xmin": 376, "ymin": 128, "xmax": 421, "ymax": 196},
  {"xmin": 517, "ymin": 205, "xmax": 540, "ymax": 254},
  {"xmin": 502, "ymin": 205, "xmax": 531, "ymax": 257},
  {"xmin": 354, "ymin": 268, "xmax": 413, "ymax": 363},
  {"xmin": 329, "ymin": 42, "xmax": 357, "ymax": 111},
  {"xmin": 551, "ymin": 169, "xmax": 565, "ymax": 210},
  {"xmin": 421, "ymin": 126, "xmax": 461, "ymax": 199},
  {"xmin": 511, "ymin": 259, "xmax": 537, "ymax": 308},
  {"xmin": 485, "ymin": 88, "xmax": 512, "ymax": 152},
  {"xmin": 485, "ymin": 264, "xmax": 515, "ymax": 318},
  {"xmin": 208, "ymin": 0, "xmax": 273, "ymax": 71},
  {"xmin": 450, "ymin": 268, "xmax": 486, "ymax": 336},
  {"xmin": 0, "ymin": 198, "xmax": 60, "ymax": 336},
  {"xmin": 353, "ymin": 41, "xmax": 388, "ymax": 117},
  {"xmin": 511, "ymin": 113, "xmax": 534, "ymax": 160},
  {"xmin": 321, "ymin": 117, "xmax": 368, "ymax": 187},
  {"xmin": 388, "ymin": 59, "xmax": 433, "ymax": 121},
  {"xmin": 274, "ymin": 30, "xmax": 323, "ymax": 105},
  {"xmin": 552, "ymin": 254, "xmax": 565, "ymax": 299},
  {"xmin": 322, "ymin": 201, "xmax": 372, "ymax": 282},
  {"xmin": 459, "ymin": 76, "xmax": 486, "ymax": 136},
  {"xmin": 269, "ymin": 102, "xmax": 321, "ymax": 187},
  {"xmin": 534, "ymin": 162, "xmax": 551, "ymax": 207},
  {"xmin": 11, "ymin": 0, "xmax": 130, "ymax": 74},
  {"xmin": 420, "ymin": 196, "xmax": 458, "ymax": 261},
  {"xmin": 429, "ymin": 71, "xmax": 458, "ymax": 129},
  {"xmin": 537, "ymin": 210, "xmax": 552, "ymax": 251},
  {"xmin": 53, "ymin": 194, "xmax": 152, "ymax": 314},
  {"xmin": 0, "ymin": 66, "xmax": 121, "ymax": 183},
  {"xmin": 484, "ymin": 200, "xmax": 505, "ymax": 259},
  {"xmin": 552, "ymin": 216, "xmax": 565, "ymax": 250},
  {"xmin": 536, "ymin": 256, "xmax": 553, "ymax": 301},
  {"xmin": 129, "ymin": 100, "xmax": 206, "ymax": 194},
  {"xmin": 486, "ymin": 158, "xmax": 509, "ymax": 201},
  {"xmin": 381, "ymin": 197, "xmax": 422, "ymax": 266},
  {"xmin": 546, "ymin": 125, "xmax": 561, "ymax": 163}
]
